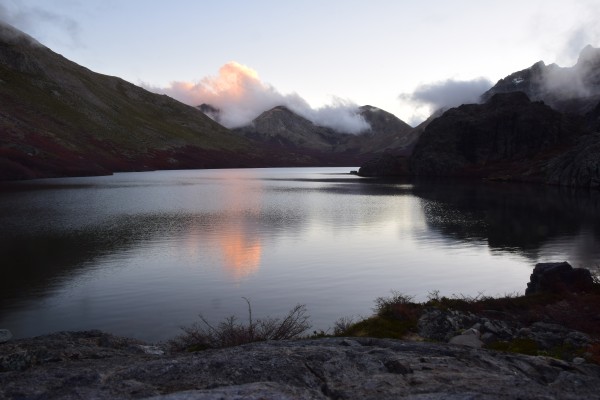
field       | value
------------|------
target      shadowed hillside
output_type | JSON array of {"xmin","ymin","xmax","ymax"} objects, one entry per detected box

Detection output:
[{"xmin": 0, "ymin": 23, "xmax": 339, "ymax": 180}]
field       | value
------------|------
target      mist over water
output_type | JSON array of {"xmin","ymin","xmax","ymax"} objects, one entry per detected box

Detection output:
[{"xmin": 0, "ymin": 168, "xmax": 599, "ymax": 342}]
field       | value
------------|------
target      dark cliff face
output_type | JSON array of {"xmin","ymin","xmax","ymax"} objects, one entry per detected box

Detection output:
[
  {"xmin": 544, "ymin": 133, "xmax": 600, "ymax": 188},
  {"xmin": 358, "ymin": 46, "xmax": 600, "ymax": 187},
  {"xmin": 410, "ymin": 92, "xmax": 586, "ymax": 178}
]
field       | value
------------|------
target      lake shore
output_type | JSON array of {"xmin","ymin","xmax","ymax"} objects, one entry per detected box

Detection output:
[{"xmin": 1, "ymin": 262, "xmax": 599, "ymax": 399}]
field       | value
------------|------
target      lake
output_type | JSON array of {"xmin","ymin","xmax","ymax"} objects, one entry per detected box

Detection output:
[{"xmin": 1, "ymin": 167, "xmax": 599, "ymax": 342}]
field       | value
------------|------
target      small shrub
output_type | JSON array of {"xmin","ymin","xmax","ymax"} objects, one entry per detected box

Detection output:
[
  {"xmin": 333, "ymin": 316, "xmax": 355, "ymax": 336},
  {"xmin": 335, "ymin": 292, "xmax": 421, "ymax": 339},
  {"xmin": 374, "ymin": 291, "xmax": 419, "ymax": 320},
  {"xmin": 169, "ymin": 300, "xmax": 311, "ymax": 352}
]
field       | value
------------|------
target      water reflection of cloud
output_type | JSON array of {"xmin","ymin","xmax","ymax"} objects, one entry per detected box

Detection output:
[
  {"xmin": 178, "ymin": 169, "xmax": 265, "ymax": 282},
  {"xmin": 220, "ymin": 229, "xmax": 262, "ymax": 281}
]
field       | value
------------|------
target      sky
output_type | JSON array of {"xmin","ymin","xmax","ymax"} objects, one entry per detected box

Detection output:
[{"xmin": 1, "ymin": 0, "xmax": 599, "ymax": 128}]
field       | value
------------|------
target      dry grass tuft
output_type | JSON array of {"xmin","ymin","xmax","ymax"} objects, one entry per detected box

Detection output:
[{"xmin": 169, "ymin": 299, "xmax": 311, "ymax": 352}]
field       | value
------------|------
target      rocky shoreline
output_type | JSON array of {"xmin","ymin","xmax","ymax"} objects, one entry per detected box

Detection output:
[
  {"xmin": 1, "ymin": 331, "xmax": 600, "ymax": 399},
  {"xmin": 1, "ymin": 262, "xmax": 599, "ymax": 399}
]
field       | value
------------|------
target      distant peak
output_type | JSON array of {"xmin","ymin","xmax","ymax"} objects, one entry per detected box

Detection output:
[
  {"xmin": 360, "ymin": 105, "xmax": 379, "ymax": 111},
  {"xmin": 197, "ymin": 103, "xmax": 221, "ymax": 123},
  {"xmin": 253, "ymin": 105, "xmax": 306, "ymax": 122},
  {"xmin": 198, "ymin": 103, "xmax": 220, "ymax": 113},
  {"xmin": 260, "ymin": 105, "xmax": 300, "ymax": 117},
  {"xmin": 530, "ymin": 60, "xmax": 546, "ymax": 71},
  {"xmin": 577, "ymin": 44, "xmax": 600, "ymax": 65},
  {"xmin": 271, "ymin": 105, "xmax": 293, "ymax": 112}
]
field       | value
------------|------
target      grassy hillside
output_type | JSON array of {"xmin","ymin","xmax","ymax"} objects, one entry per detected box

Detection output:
[{"xmin": 0, "ymin": 23, "xmax": 309, "ymax": 180}]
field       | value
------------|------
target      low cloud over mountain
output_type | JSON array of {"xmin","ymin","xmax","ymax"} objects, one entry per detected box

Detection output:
[
  {"xmin": 399, "ymin": 77, "xmax": 493, "ymax": 125},
  {"xmin": 149, "ymin": 62, "xmax": 370, "ymax": 134}
]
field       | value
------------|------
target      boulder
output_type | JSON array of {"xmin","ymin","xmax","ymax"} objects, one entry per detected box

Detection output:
[
  {"xmin": 417, "ymin": 308, "xmax": 477, "ymax": 341},
  {"xmin": 525, "ymin": 262, "xmax": 594, "ymax": 295},
  {"xmin": 517, "ymin": 322, "xmax": 591, "ymax": 350}
]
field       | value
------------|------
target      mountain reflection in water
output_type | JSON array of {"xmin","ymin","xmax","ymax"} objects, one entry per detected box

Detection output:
[
  {"xmin": 413, "ymin": 180, "xmax": 600, "ymax": 266},
  {"xmin": 0, "ymin": 168, "xmax": 598, "ymax": 341}
]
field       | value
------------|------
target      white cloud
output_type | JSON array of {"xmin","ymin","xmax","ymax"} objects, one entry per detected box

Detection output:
[
  {"xmin": 399, "ymin": 77, "xmax": 493, "ymax": 124},
  {"xmin": 149, "ymin": 62, "xmax": 369, "ymax": 134}
]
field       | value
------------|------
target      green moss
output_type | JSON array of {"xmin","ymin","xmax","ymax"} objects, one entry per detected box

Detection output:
[
  {"xmin": 487, "ymin": 338, "xmax": 539, "ymax": 356},
  {"xmin": 487, "ymin": 339, "xmax": 589, "ymax": 362},
  {"xmin": 544, "ymin": 344, "xmax": 585, "ymax": 360},
  {"xmin": 339, "ymin": 316, "xmax": 416, "ymax": 339}
]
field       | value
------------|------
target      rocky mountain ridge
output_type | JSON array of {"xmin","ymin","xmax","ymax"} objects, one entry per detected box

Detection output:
[
  {"xmin": 219, "ymin": 104, "xmax": 419, "ymax": 156},
  {"xmin": 359, "ymin": 46, "xmax": 600, "ymax": 188},
  {"xmin": 0, "ymin": 22, "xmax": 273, "ymax": 180},
  {"xmin": 482, "ymin": 44, "xmax": 600, "ymax": 115},
  {"xmin": 2, "ymin": 19, "xmax": 598, "ymax": 185},
  {"xmin": 0, "ymin": 22, "xmax": 376, "ymax": 181},
  {"xmin": 233, "ymin": 106, "xmax": 346, "ymax": 151}
]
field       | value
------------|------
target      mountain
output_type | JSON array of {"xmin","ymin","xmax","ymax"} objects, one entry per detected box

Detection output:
[
  {"xmin": 226, "ymin": 104, "xmax": 417, "ymax": 159},
  {"xmin": 0, "ymin": 23, "xmax": 301, "ymax": 180},
  {"xmin": 358, "ymin": 105, "xmax": 412, "ymax": 137},
  {"xmin": 359, "ymin": 46, "xmax": 600, "ymax": 188},
  {"xmin": 359, "ymin": 92, "xmax": 599, "ymax": 187},
  {"xmin": 409, "ymin": 92, "xmax": 586, "ymax": 178},
  {"xmin": 481, "ymin": 45, "xmax": 600, "ymax": 115},
  {"xmin": 197, "ymin": 103, "xmax": 221, "ymax": 123},
  {"xmin": 233, "ymin": 106, "xmax": 347, "ymax": 151},
  {"xmin": 342, "ymin": 105, "xmax": 417, "ymax": 154}
]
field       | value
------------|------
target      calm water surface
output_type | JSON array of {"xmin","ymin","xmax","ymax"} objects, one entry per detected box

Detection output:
[{"xmin": 1, "ymin": 167, "xmax": 599, "ymax": 341}]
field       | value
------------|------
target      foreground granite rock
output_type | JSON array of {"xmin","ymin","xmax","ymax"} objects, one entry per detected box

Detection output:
[{"xmin": 1, "ymin": 331, "xmax": 600, "ymax": 399}]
